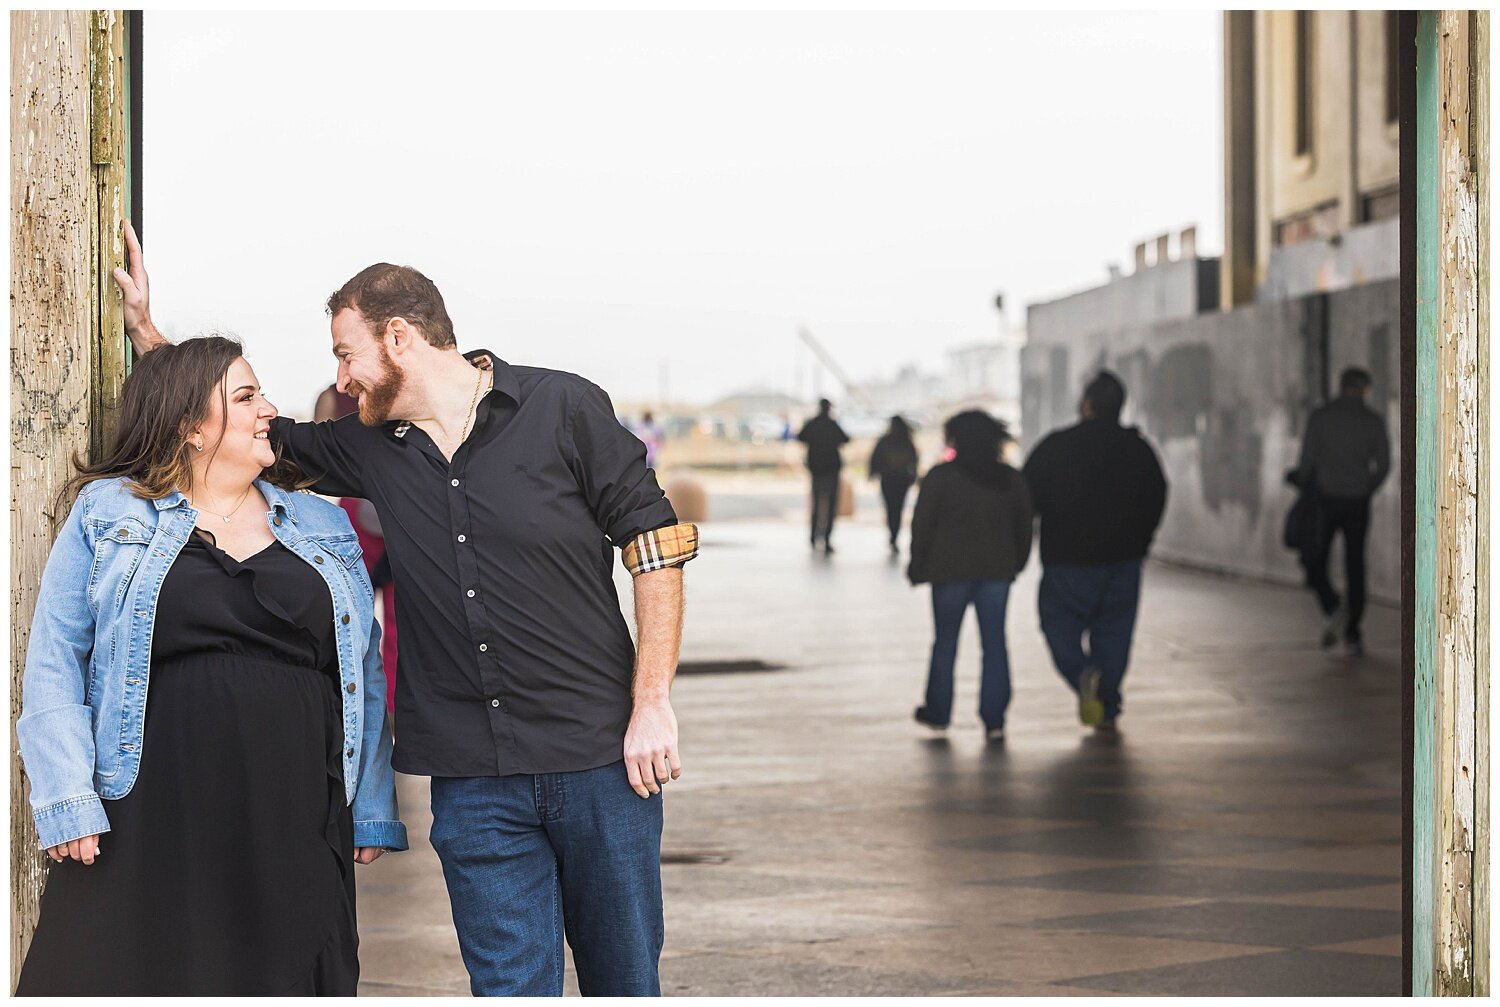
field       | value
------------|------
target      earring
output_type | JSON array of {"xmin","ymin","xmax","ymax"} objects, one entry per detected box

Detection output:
[{"xmin": 194, "ymin": 442, "xmax": 204, "ymax": 452}]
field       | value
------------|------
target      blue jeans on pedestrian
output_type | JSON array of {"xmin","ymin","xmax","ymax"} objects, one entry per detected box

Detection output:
[
  {"xmin": 428, "ymin": 761, "xmax": 664, "ymax": 997},
  {"xmin": 923, "ymin": 579, "xmax": 1013, "ymax": 731},
  {"xmin": 1037, "ymin": 560, "xmax": 1143, "ymax": 722}
]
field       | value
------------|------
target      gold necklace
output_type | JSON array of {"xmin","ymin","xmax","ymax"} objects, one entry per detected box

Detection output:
[
  {"xmin": 459, "ymin": 367, "xmax": 490, "ymax": 444},
  {"xmin": 190, "ymin": 485, "xmax": 254, "ymax": 524}
]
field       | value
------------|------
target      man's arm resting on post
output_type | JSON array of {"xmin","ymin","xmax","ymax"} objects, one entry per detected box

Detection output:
[{"xmin": 621, "ymin": 523, "xmax": 698, "ymax": 799}]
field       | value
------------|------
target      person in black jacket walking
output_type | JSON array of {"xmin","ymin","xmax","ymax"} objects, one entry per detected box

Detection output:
[
  {"xmin": 1022, "ymin": 371, "xmax": 1166, "ymax": 733},
  {"xmin": 1295, "ymin": 367, "xmax": 1390, "ymax": 656},
  {"xmin": 798, "ymin": 399, "xmax": 850, "ymax": 554},
  {"xmin": 869, "ymin": 416, "xmax": 920, "ymax": 554},
  {"xmin": 908, "ymin": 411, "xmax": 1033, "ymax": 741}
]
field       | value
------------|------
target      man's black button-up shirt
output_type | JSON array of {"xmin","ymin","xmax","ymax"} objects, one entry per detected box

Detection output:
[{"xmin": 270, "ymin": 352, "xmax": 678, "ymax": 777}]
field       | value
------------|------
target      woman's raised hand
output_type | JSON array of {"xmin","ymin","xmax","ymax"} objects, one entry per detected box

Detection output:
[{"xmin": 45, "ymin": 835, "xmax": 101, "ymax": 865}]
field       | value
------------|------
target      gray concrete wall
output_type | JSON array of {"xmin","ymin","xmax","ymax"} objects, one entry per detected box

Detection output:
[
  {"xmin": 1021, "ymin": 279, "xmax": 1399, "ymax": 603},
  {"xmin": 1027, "ymin": 256, "xmax": 1219, "ymax": 346},
  {"xmin": 1260, "ymin": 217, "xmax": 1400, "ymax": 303}
]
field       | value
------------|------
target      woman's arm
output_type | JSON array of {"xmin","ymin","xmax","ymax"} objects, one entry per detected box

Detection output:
[
  {"xmin": 16, "ymin": 493, "xmax": 111, "ymax": 854},
  {"xmin": 350, "ymin": 615, "xmax": 407, "ymax": 860},
  {"xmin": 1012, "ymin": 473, "xmax": 1036, "ymax": 574},
  {"xmin": 907, "ymin": 471, "xmax": 942, "ymax": 584}
]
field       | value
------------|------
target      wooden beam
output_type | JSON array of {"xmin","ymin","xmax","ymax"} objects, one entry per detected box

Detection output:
[
  {"xmin": 9, "ymin": 9, "xmax": 130, "ymax": 984},
  {"xmin": 89, "ymin": 10, "xmax": 127, "ymax": 456},
  {"xmin": 1431, "ymin": 9, "xmax": 1484, "ymax": 995},
  {"xmin": 9, "ymin": 10, "xmax": 94, "ymax": 982},
  {"xmin": 1473, "ymin": 9, "xmax": 1491, "ymax": 997},
  {"xmin": 1413, "ymin": 11, "xmax": 1440, "ymax": 995}
]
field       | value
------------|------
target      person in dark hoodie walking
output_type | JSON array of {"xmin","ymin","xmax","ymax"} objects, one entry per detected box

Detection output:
[
  {"xmin": 798, "ymin": 399, "xmax": 850, "ymax": 554},
  {"xmin": 869, "ymin": 416, "xmax": 920, "ymax": 554},
  {"xmin": 1022, "ymin": 371, "xmax": 1166, "ymax": 733},
  {"xmin": 1295, "ymin": 366, "xmax": 1391, "ymax": 656},
  {"xmin": 908, "ymin": 411, "xmax": 1033, "ymax": 741}
]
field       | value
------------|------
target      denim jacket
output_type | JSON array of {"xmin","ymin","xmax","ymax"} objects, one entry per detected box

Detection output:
[{"xmin": 17, "ymin": 476, "xmax": 408, "ymax": 853}]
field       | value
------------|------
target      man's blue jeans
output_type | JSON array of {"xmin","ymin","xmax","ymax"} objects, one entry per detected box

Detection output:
[
  {"xmin": 1037, "ymin": 560, "xmax": 1143, "ymax": 722},
  {"xmin": 428, "ymin": 761, "xmax": 664, "ymax": 996},
  {"xmin": 923, "ymin": 579, "xmax": 1013, "ymax": 731}
]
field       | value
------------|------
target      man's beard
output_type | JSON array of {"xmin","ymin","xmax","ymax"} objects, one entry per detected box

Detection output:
[{"xmin": 348, "ymin": 347, "xmax": 405, "ymax": 426}]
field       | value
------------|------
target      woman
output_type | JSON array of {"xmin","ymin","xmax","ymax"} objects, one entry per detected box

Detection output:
[
  {"xmin": 868, "ymin": 415, "xmax": 920, "ymax": 554},
  {"xmin": 907, "ymin": 410, "xmax": 1033, "ymax": 742},
  {"xmin": 16, "ymin": 336, "xmax": 407, "ymax": 995}
]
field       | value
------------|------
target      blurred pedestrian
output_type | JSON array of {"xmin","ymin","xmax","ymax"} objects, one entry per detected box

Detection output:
[
  {"xmin": 634, "ymin": 411, "xmax": 665, "ymax": 470},
  {"xmin": 869, "ymin": 415, "xmax": 919, "ymax": 555},
  {"xmin": 317, "ymin": 383, "xmax": 400, "ymax": 714},
  {"xmin": 797, "ymin": 399, "xmax": 849, "ymax": 554},
  {"xmin": 1023, "ymin": 371, "xmax": 1166, "ymax": 734},
  {"xmin": 908, "ymin": 411, "xmax": 1033, "ymax": 742},
  {"xmin": 1295, "ymin": 366, "xmax": 1391, "ymax": 656}
]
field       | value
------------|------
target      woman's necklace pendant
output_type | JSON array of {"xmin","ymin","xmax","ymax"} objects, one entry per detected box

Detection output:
[{"xmin": 223, "ymin": 515, "xmax": 232, "ymax": 524}]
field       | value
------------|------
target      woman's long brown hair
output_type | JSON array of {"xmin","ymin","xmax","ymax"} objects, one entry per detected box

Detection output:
[{"xmin": 61, "ymin": 335, "xmax": 306, "ymax": 513}]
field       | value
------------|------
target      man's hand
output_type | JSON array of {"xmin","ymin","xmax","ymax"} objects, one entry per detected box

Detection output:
[
  {"xmin": 353, "ymin": 847, "xmax": 385, "ymax": 865},
  {"xmin": 45, "ymin": 834, "xmax": 101, "ymax": 865},
  {"xmin": 623, "ymin": 697, "xmax": 681, "ymax": 799},
  {"xmin": 112, "ymin": 219, "xmax": 167, "ymax": 354}
]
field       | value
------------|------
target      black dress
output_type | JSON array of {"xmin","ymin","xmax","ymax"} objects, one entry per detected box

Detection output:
[{"xmin": 17, "ymin": 531, "xmax": 358, "ymax": 996}]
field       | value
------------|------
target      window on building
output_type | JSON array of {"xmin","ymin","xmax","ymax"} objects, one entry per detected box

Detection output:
[
  {"xmin": 1385, "ymin": 11, "xmax": 1399, "ymax": 124},
  {"xmin": 1362, "ymin": 186, "xmax": 1401, "ymax": 223},
  {"xmin": 1294, "ymin": 11, "xmax": 1313, "ymax": 156},
  {"xmin": 1274, "ymin": 201, "xmax": 1340, "ymax": 247}
]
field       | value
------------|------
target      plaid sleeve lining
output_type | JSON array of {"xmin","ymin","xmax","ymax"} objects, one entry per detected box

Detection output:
[{"xmin": 622, "ymin": 522, "xmax": 700, "ymax": 576}]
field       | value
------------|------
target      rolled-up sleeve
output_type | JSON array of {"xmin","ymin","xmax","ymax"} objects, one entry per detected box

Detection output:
[
  {"xmin": 568, "ymin": 383, "xmax": 678, "ymax": 546},
  {"xmin": 621, "ymin": 522, "xmax": 700, "ymax": 576}
]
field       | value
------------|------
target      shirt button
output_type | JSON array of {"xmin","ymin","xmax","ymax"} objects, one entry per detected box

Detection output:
[
  {"xmin": 490, "ymin": 699, "xmax": 500, "ymax": 708},
  {"xmin": 273, "ymin": 514, "xmax": 282, "ymax": 526},
  {"xmin": 451, "ymin": 479, "xmax": 460, "ymax": 487},
  {"xmin": 467, "ymin": 589, "xmax": 476, "ymax": 598},
  {"xmin": 346, "ymin": 747, "xmax": 355, "ymax": 758},
  {"xmin": 341, "ymin": 613, "xmax": 350, "ymax": 625},
  {"xmin": 346, "ymin": 683, "xmax": 356, "ymax": 694},
  {"xmin": 314, "ymin": 555, "xmax": 325, "ymax": 564},
  {"xmin": 457, "ymin": 534, "xmax": 466, "ymax": 543},
  {"xmin": 479, "ymin": 643, "xmax": 488, "ymax": 652}
]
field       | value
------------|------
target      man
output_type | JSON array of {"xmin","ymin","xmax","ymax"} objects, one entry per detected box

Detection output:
[
  {"xmin": 1022, "ymin": 371, "xmax": 1166, "ymax": 733},
  {"xmin": 1296, "ymin": 366, "xmax": 1391, "ymax": 656},
  {"xmin": 116, "ymin": 225, "xmax": 697, "ymax": 996},
  {"xmin": 797, "ymin": 398, "xmax": 849, "ymax": 554}
]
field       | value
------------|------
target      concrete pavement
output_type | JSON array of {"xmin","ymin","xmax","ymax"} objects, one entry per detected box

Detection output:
[{"xmin": 354, "ymin": 505, "xmax": 1402, "ymax": 996}]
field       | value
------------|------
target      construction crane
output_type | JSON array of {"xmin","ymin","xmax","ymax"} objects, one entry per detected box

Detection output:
[{"xmin": 797, "ymin": 326, "xmax": 872, "ymax": 409}]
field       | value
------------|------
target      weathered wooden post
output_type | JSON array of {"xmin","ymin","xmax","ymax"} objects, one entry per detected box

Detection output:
[
  {"xmin": 10, "ymin": 9, "xmax": 130, "ymax": 983},
  {"xmin": 1412, "ymin": 9, "xmax": 1490, "ymax": 997}
]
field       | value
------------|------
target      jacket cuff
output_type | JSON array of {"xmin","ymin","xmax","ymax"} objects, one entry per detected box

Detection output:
[
  {"xmin": 622, "ymin": 522, "xmax": 700, "ymax": 576},
  {"xmin": 354, "ymin": 819, "xmax": 409, "ymax": 852},
  {"xmin": 33, "ymin": 794, "xmax": 112, "ymax": 851}
]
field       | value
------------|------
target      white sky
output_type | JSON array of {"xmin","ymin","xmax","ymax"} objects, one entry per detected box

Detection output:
[{"xmin": 142, "ymin": 11, "xmax": 1222, "ymax": 417}]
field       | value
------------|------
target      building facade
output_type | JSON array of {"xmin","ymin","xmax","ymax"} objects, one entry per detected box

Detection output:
[{"xmin": 1224, "ymin": 10, "xmax": 1402, "ymax": 307}]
